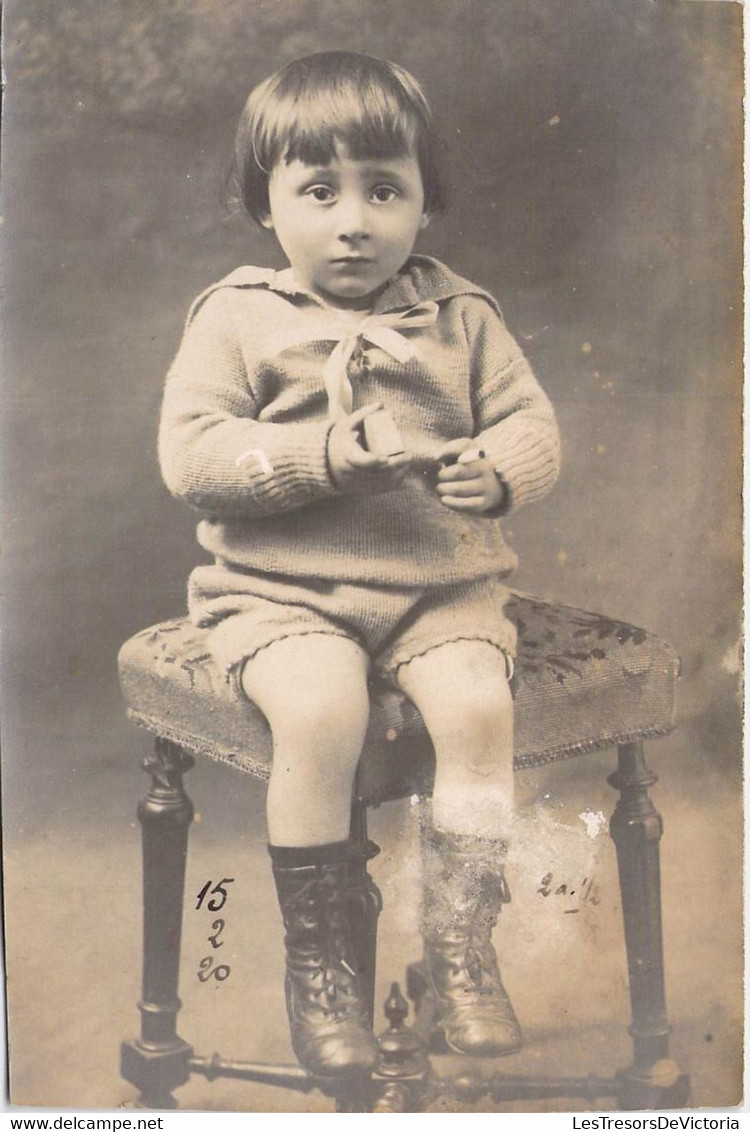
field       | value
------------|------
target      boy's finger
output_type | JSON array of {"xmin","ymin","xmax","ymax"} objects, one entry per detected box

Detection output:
[
  {"xmin": 437, "ymin": 461, "xmax": 480, "ymax": 482},
  {"xmin": 347, "ymin": 445, "xmax": 411, "ymax": 471},
  {"xmin": 436, "ymin": 438, "xmax": 473, "ymax": 463},
  {"xmin": 439, "ymin": 494, "xmax": 486, "ymax": 511},
  {"xmin": 436, "ymin": 478, "xmax": 484, "ymax": 497},
  {"xmin": 384, "ymin": 453, "xmax": 412, "ymax": 470},
  {"xmin": 346, "ymin": 444, "xmax": 388, "ymax": 470},
  {"xmin": 347, "ymin": 402, "xmax": 384, "ymax": 428},
  {"xmin": 456, "ymin": 447, "xmax": 486, "ymax": 466}
]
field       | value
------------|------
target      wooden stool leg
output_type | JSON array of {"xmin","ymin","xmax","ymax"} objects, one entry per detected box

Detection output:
[
  {"xmin": 608, "ymin": 741, "xmax": 689, "ymax": 1109},
  {"xmin": 121, "ymin": 738, "xmax": 195, "ymax": 1108},
  {"xmin": 347, "ymin": 801, "xmax": 383, "ymax": 1025}
]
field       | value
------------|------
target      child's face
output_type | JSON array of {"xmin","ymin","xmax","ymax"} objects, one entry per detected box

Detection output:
[{"xmin": 262, "ymin": 144, "xmax": 429, "ymax": 309}]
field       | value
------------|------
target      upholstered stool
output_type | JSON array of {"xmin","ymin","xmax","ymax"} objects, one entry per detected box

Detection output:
[{"xmin": 119, "ymin": 592, "xmax": 690, "ymax": 1112}]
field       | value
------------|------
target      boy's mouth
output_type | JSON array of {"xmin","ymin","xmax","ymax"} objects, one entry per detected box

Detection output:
[{"xmin": 331, "ymin": 255, "xmax": 373, "ymax": 264}]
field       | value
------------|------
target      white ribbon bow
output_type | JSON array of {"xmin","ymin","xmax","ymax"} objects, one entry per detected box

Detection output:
[{"xmin": 280, "ymin": 300, "xmax": 439, "ymax": 419}]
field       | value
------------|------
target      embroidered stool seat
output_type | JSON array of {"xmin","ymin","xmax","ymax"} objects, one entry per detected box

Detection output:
[
  {"xmin": 119, "ymin": 592, "xmax": 679, "ymax": 802},
  {"xmin": 119, "ymin": 593, "xmax": 689, "ymax": 1112}
]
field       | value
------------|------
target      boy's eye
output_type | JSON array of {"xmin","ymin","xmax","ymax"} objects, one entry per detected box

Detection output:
[
  {"xmin": 306, "ymin": 185, "xmax": 335, "ymax": 202},
  {"xmin": 371, "ymin": 185, "xmax": 399, "ymax": 203}
]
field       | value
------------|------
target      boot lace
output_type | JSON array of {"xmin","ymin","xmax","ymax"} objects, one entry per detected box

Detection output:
[
  {"xmin": 451, "ymin": 935, "xmax": 501, "ymax": 997},
  {"xmin": 451, "ymin": 881, "xmax": 504, "ymax": 998},
  {"xmin": 289, "ymin": 871, "xmax": 362, "ymax": 1021}
]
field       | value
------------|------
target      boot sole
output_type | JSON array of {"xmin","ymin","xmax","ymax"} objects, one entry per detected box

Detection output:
[{"xmin": 442, "ymin": 1027, "xmax": 523, "ymax": 1059}]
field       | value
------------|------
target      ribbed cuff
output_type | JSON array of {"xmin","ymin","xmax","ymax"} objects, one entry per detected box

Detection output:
[
  {"xmin": 162, "ymin": 418, "xmax": 341, "ymax": 516},
  {"xmin": 233, "ymin": 419, "xmax": 340, "ymax": 512},
  {"xmin": 480, "ymin": 418, "xmax": 560, "ymax": 514}
]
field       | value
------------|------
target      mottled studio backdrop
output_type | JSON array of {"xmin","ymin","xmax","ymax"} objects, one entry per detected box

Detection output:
[
  {"xmin": 0, "ymin": 0, "xmax": 743, "ymax": 1108},
  {"xmin": 3, "ymin": 0, "xmax": 741, "ymax": 824}
]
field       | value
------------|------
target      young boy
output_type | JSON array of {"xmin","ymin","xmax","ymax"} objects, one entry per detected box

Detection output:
[{"xmin": 159, "ymin": 51, "xmax": 560, "ymax": 1076}]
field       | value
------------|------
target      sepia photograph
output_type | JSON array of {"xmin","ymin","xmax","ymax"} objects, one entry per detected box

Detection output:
[{"xmin": 1, "ymin": 0, "xmax": 743, "ymax": 1115}]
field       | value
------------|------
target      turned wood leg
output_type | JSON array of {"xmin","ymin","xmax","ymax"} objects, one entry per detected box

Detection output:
[
  {"xmin": 347, "ymin": 800, "xmax": 383, "ymax": 1025},
  {"xmin": 608, "ymin": 742, "xmax": 689, "ymax": 1109},
  {"xmin": 121, "ymin": 738, "xmax": 195, "ymax": 1109}
]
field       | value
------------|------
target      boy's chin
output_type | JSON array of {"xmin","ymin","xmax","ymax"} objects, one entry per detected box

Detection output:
[
  {"xmin": 318, "ymin": 283, "xmax": 385, "ymax": 310},
  {"xmin": 321, "ymin": 271, "xmax": 402, "ymax": 309}
]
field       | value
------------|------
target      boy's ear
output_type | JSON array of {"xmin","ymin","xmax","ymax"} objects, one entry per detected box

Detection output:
[
  {"xmin": 259, "ymin": 212, "xmax": 275, "ymax": 231},
  {"xmin": 419, "ymin": 211, "xmax": 431, "ymax": 230}
]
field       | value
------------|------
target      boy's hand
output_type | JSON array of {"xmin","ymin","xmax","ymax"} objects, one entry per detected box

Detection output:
[
  {"xmin": 328, "ymin": 403, "xmax": 411, "ymax": 495},
  {"xmin": 436, "ymin": 438, "xmax": 507, "ymax": 513}
]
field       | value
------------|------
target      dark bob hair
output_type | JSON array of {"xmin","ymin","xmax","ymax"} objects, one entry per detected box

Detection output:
[{"xmin": 232, "ymin": 51, "xmax": 445, "ymax": 224}]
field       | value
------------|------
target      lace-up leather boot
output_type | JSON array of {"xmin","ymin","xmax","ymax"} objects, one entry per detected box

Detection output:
[
  {"xmin": 420, "ymin": 820, "xmax": 521, "ymax": 1058},
  {"xmin": 269, "ymin": 841, "xmax": 379, "ymax": 1077}
]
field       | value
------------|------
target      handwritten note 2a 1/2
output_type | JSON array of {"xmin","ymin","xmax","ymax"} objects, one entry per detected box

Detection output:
[
  {"xmin": 195, "ymin": 878, "xmax": 234, "ymax": 983},
  {"xmin": 537, "ymin": 872, "xmax": 601, "ymax": 914}
]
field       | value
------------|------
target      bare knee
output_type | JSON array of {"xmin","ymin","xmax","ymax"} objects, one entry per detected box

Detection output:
[
  {"xmin": 274, "ymin": 684, "xmax": 370, "ymax": 754},
  {"xmin": 241, "ymin": 635, "xmax": 371, "ymax": 766},
  {"xmin": 397, "ymin": 646, "xmax": 513, "ymax": 777},
  {"xmin": 405, "ymin": 670, "xmax": 512, "ymax": 749},
  {"xmin": 457, "ymin": 678, "xmax": 512, "ymax": 741}
]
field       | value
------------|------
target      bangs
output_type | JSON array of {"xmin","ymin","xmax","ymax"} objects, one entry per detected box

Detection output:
[{"xmin": 258, "ymin": 78, "xmax": 419, "ymax": 171}]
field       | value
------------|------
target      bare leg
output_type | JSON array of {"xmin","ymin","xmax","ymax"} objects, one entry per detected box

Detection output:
[
  {"xmin": 242, "ymin": 633, "xmax": 379, "ymax": 1076},
  {"xmin": 241, "ymin": 634, "xmax": 370, "ymax": 846},
  {"xmin": 397, "ymin": 640, "xmax": 520, "ymax": 1057},
  {"xmin": 396, "ymin": 640, "xmax": 514, "ymax": 837}
]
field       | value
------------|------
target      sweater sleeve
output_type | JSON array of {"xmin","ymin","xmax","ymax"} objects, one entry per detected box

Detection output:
[
  {"xmin": 158, "ymin": 290, "xmax": 340, "ymax": 517},
  {"xmin": 465, "ymin": 299, "xmax": 561, "ymax": 514}
]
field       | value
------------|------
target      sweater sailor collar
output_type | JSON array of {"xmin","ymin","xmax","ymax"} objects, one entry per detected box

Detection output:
[{"xmin": 212, "ymin": 256, "xmax": 498, "ymax": 315}]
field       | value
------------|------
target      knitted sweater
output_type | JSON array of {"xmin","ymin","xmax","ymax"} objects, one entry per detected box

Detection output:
[{"xmin": 158, "ymin": 255, "xmax": 560, "ymax": 587}]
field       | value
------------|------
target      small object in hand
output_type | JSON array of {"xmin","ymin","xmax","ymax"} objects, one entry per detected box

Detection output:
[
  {"xmin": 457, "ymin": 447, "xmax": 486, "ymax": 465},
  {"xmin": 362, "ymin": 409, "xmax": 405, "ymax": 456},
  {"xmin": 442, "ymin": 446, "xmax": 486, "ymax": 467}
]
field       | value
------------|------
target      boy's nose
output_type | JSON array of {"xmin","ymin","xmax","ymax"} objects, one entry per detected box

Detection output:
[{"xmin": 335, "ymin": 198, "xmax": 370, "ymax": 240}]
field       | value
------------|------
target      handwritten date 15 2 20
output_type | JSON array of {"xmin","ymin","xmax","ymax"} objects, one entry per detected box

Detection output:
[{"xmin": 196, "ymin": 878, "xmax": 234, "ymax": 982}]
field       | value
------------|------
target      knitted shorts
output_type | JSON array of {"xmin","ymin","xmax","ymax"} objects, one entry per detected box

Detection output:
[{"xmin": 188, "ymin": 561, "xmax": 517, "ymax": 695}]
